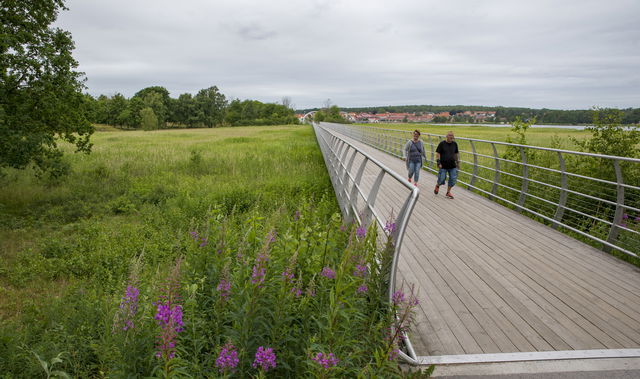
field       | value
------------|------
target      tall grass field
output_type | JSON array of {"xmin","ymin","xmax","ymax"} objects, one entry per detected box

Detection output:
[{"xmin": 0, "ymin": 125, "xmax": 423, "ymax": 377}]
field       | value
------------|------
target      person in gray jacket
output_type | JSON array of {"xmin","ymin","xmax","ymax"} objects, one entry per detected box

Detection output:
[{"xmin": 404, "ymin": 130, "xmax": 427, "ymax": 187}]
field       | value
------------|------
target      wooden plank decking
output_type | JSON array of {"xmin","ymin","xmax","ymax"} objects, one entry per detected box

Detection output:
[{"xmin": 321, "ymin": 126, "xmax": 640, "ymax": 361}]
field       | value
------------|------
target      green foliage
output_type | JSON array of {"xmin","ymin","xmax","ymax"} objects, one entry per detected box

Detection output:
[
  {"xmin": 194, "ymin": 86, "xmax": 227, "ymax": 127},
  {"xmin": 574, "ymin": 107, "xmax": 640, "ymax": 158},
  {"xmin": 134, "ymin": 86, "xmax": 171, "ymax": 127},
  {"xmin": 31, "ymin": 351, "xmax": 71, "ymax": 379},
  {"xmin": 225, "ymin": 99, "xmax": 299, "ymax": 126},
  {"xmin": 0, "ymin": 0, "xmax": 94, "ymax": 177},
  {"xmin": 314, "ymin": 105, "xmax": 349, "ymax": 124},
  {"xmin": 140, "ymin": 107, "xmax": 158, "ymax": 130}
]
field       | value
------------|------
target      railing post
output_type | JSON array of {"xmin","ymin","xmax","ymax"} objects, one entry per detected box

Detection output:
[
  {"xmin": 605, "ymin": 159, "xmax": 625, "ymax": 252},
  {"xmin": 428, "ymin": 135, "xmax": 435, "ymax": 169},
  {"xmin": 490, "ymin": 143, "xmax": 500, "ymax": 200},
  {"xmin": 364, "ymin": 170, "xmax": 386, "ymax": 225},
  {"xmin": 350, "ymin": 157, "xmax": 369, "ymax": 225},
  {"xmin": 518, "ymin": 146, "xmax": 529, "ymax": 212},
  {"xmin": 469, "ymin": 140, "xmax": 478, "ymax": 188},
  {"xmin": 553, "ymin": 151, "xmax": 568, "ymax": 229}
]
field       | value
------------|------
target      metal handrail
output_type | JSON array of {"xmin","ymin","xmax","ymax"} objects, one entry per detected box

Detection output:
[
  {"xmin": 322, "ymin": 122, "xmax": 640, "ymax": 258},
  {"xmin": 312, "ymin": 123, "xmax": 421, "ymax": 364}
]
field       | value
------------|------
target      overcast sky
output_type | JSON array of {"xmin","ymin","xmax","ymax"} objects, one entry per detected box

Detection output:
[{"xmin": 56, "ymin": 0, "xmax": 640, "ymax": 110}]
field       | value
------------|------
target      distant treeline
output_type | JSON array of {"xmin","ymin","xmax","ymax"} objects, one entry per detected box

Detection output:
[
  {"xmin": 84, "ymin": 86, "xmax": 299, "ymax": 129},
  {"xmin": 298, "ymin": 105, "xmax": 640, "ymax": 125}
]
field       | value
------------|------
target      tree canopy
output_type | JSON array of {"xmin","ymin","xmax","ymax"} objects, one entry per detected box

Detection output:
[{"xmin": 1, "ymin": 0, "xmax": 93, "ymax": 176}]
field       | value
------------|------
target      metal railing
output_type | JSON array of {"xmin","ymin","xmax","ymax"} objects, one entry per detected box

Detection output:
[
  {"xmin": 313, "ymin": 123, "xmax": 421, "ymax": 363},
  {"xmin": 322, "ymin": 122, "xmax": 640, "ymax": 258}
]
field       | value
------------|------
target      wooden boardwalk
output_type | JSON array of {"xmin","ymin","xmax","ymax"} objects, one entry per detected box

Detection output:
[{"xmin": 322, "ymin": 126, "xmax": 640, "ymax": 363}]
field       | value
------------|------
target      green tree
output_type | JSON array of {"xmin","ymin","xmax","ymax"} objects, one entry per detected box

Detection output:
[
  {"xmin": 1, "ymin": 0, "xmax": 94, "ymax": 176},
  {"xmin": 133, "ymin": 87, "xmax": 170, "ymax": 127},
  {"xmin": 175, "ymin": 93, "xmax": 200, "ymax": 127},
  {"xmin": 140, "ymin": 107, "xmax": 158, "ymax": 130},
  {"xmin": 107, "ymin": 93, "xmax": 128, "ymax": 127},
  {"xmin": 194, "ymin": 86, "xmax": 227, "ymax": 127}
]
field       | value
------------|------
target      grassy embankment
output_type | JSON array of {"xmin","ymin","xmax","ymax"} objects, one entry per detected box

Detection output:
[{"xmin": 0, "ymin": 125, "xmax": 421, "ymax": 377}]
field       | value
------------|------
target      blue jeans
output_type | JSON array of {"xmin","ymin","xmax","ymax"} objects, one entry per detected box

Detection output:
[
  {"xmin": 407, "ymin": 161, "xmax": 421, "ymax": 182},
  {"xmin": 438, "ymin": 168, "xmax": 458, "ymax": 187}
]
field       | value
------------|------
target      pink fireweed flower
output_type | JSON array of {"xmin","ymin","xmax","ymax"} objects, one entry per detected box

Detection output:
[
  {"xmin": 114, "ymin": 285, "xmax": 139, "ymax": 331},
  {"xmin": 216, "ymin": 279, "xmax": 231, "ymax": 300},
  {"xmin": 622, "ymin": 213, "xmax": 629, "ymax": 220},
  {"xmin": 357, "ymin": 284, "xmax": 368, "ymax": 294},
  {"xmin": 189, "ymin": 231, "xmax": 208, "ymax": 247},
  {"xmin": 392, "ymin": 290, "xmax": 405, "ymax": 306},
  {"xmin": 384, "ymin": 220, "xmax": 396, "ymax": 234},
  {"xmin": 353, "ymin": 264, "xmax": 367, "ymax": 277},
  {"xmin": 154, "ymin": 301, "xmax": 184, "ymax": 359},
  {"xmin": 339, "ymin": 224, "xmax": 347, "ymax": 232},
  {"xmin": 290, "ymin": 286, "xmax": 303, "ymax": 297},
  {"xmin": 154, "ymin": 257, "xmax": 183, "ymax": 360},
  {"xmin": 356, "ymin": 225, "xmax": 367, "ymax": 239},
  {"xmin": 389, "ymin": 348, "xmax": 400, "ymax": 361},
  {"xmin": 294, "ymin": 210, "xmax": 300, "ymax": 221},
  {"xmin": 321, "ymin": 267, "xmax": 336, "ymax": 279},
  {"xmin": 216, "ymin": 343, "xmax": 239, "ymax": 373},
  {"xmin": 267, "ymin": 230, "xmax": 277, "ymax": 243},
  {"xmin": 281, "ymin": 268, "xmax": 294, "ymax": 282},
  {"xmin": 312, "ymin": 352, "xmax": 339, "ymax": 369},
  {"xmin": 252, "ymin": 265, "xmax": 266, "ymax": 286},
  {"xmin": 252, "ymin": 346, "xmax": 277, "ymax": 372}
]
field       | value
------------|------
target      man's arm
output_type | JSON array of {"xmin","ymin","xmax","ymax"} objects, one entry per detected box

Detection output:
[{"xmin": 436, "ymin": 152, "xmax": 441, "ymax": 168}]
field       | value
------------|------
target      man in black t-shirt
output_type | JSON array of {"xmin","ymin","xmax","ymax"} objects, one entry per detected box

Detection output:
[{"xmin": 434, "ymin": 131, "xmax": 459, "ymax": 199}]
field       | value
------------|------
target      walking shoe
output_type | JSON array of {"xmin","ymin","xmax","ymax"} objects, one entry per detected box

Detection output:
[
  {"xmin": 434, "ymin": 185, "xmax": 439, "ymax": 195},
  {"xmin": 414, "ymin": 182, "xmax": 418, "ymax": 187},
  {"xmin": 446, "ymin": 192, "xmax": 454, "ymax": 199}
]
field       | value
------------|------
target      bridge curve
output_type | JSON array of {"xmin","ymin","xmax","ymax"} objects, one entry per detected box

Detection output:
[{"xmin": 313, "ymin": 122, "xmax": 640, "ymax": 371}]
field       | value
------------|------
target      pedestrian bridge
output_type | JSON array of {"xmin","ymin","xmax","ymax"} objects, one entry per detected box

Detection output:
[{"xmin": 313, "ymin": 122, "xmax": 640, "ymax": 372}]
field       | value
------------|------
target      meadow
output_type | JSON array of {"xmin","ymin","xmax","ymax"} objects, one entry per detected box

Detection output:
[{"xmin": 0, "ymin": 125, "xmax": 424, "ymax": 377}]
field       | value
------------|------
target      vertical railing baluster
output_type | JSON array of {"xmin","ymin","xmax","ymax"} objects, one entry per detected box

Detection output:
[
  {"xmin": 350, "ymin": 157, "xmax": 369, "ymax": 226},
  {"xmin": 553, "ymin": 151, "xmax": 568, "ymax": 229},
  {"xmin": 365, "ymin": 170, "xmax": 386, "ymax": 225},
  {"xmin": 518, "ymin": 146, "xmax": 529, "ymax": 212},
  {"xmin": 469, "ymin": 141, "xmax": 478, "ymax": 189},
  {"xmin": 605, "ymin": 159, "xmax": 625, "ymax": 252},
  {"xmin": 490, "ymin": 143, "xmax": 500, "ymax": 200},
  {"xmin": 428, "ymin": 135, "xmax": 435, "ymax": 169}
]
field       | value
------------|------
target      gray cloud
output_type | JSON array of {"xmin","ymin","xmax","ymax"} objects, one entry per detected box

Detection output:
[{"xmin": 56, "ymin": 0, "xmax": 640, "ymax": 109}]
